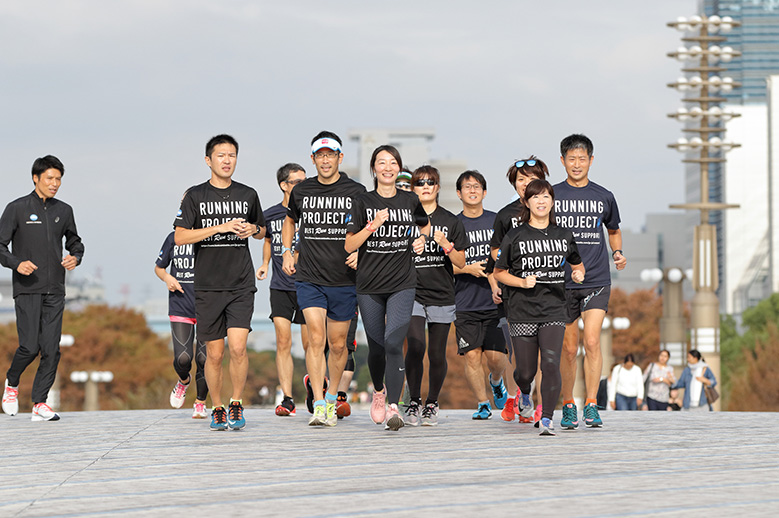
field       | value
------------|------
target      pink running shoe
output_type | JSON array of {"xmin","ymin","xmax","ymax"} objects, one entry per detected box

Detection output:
[
  {"xmin": 170, "ymin": 379, "xmax": 188, "ymax": 408},
  {"xmin": 533, "ymin": 404, "xmax": 543, "ymax": 424},
  {"xmin": 192, "ymin": 402, "xmax": 208, "ymax": 419},
  {"xmin": 370, "ymin": 388, "xmax": 387, "ymax": 424}
]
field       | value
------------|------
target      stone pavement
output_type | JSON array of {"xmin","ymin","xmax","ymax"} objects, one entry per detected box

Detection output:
[{"xmin": 1, "ymin": 407, "xmax": 777, "ymax": 517}]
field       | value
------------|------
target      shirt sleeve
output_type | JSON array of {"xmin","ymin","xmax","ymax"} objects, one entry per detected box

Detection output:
[
  {"xmin": 156, "ymin": 233, "xmax": 174, "ymax": 269},
  {"xmin": 450, "ymin": 218, "xmax": 469, "ymax": 251},
  {"xmin": 490, "ymin": 214, "xmax": 506, "ymax": 249},
  {"xmin": 567, "ymin": 234, "xmax": 582, "ymax": 265},
  {"xmin": 251, "ymin": 190, "xmax": 265, "ymax": 228},
  {"xmin": 175, "ymin": 192, "xmax": 197, "ymax": 229},
  {"xmin": 345, "ymin": 197, "xmax": 365, "ymax": 234},
  {"xmin": 287, "ymin": 190, "xmax": 300, "ymax": 223},
  {"xmin": 604, "ymin": 192, "xmax": 621, "ymax": 230},
  {"xmin": 494, "ymin": 233, "xmax": 513, "ymax": 271},
  {"xmin": 63, "ymin": 205, "xmax": 84, "ymax": 264},
  {"xmin": 0, "ymin": 202, "xmax": 21, "ymax": 271},
  {"xmin": 413, "ymin": 200, "xmax": 429, "ymax": 228}
]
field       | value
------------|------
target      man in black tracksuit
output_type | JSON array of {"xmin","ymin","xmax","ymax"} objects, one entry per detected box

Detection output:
[{"xmin": 0, "ymin": 155, "xmax": 84, "ymax": 421}]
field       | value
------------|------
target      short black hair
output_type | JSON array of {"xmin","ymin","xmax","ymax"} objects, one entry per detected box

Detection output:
[
  {"xmin": 276, "ymin": 163, "xmax": 305, "ymax": 185},
  {"xmin": 205, "ymin": 134, "xmax": 239, "ymax": 158},
  {"xmin": 310, "ymin": 131, "xmax": 343, "ymax": 148},
  {"xmin": 520, "ymin": 179, "xmax": 556, "ymax": 225},
  {"xmin": 560, "ymin": 134, "xmax": 593, "ymax": 158},
  {"xmin": 507, "ymin": 155, "xmax": 548, "ymax": 186},
  {"xmin": 31, "ymin": 155, "xmax": 64, "ymax": 179},
  {"xmin": 456, "ymin": 170, "xmax": 486, "ymax": 191}
]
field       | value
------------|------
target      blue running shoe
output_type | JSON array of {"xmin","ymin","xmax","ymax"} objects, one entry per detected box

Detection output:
[
  {"xmin": 517, "ymin": 392, "xmax": 534, "ymax": 421},
  {"xmin": 227, "ymin": 401, "xmax": 245, "ymax": 430},
  {"xmin": 539, "ymin": 417, "xmax": 555, "ymax": 436},
  {"xmin": 561, "ymin": 403, "xmax": 579, "ymax": 430},
  {"xmin": 210, "ymin": 406, "xmax": 228, "ymax": 431},
  {"xmin": 583, "ymin": 403, "xmax": 603, "ymax": 428},
  {"xmin": 472, "ymin": 402, "xmax": 492, "ymax": 420},
  {"xmin": 489, "ymin": 375, "xmax": 508, "ymax": 410}
]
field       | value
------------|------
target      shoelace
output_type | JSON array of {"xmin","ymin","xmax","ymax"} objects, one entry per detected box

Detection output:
[
  {"xmin": 173, "ymin": 382, "xmax": 187, "ymax": 399},
  {"xmin": 214, "ymin": 408, "xmax": 227, "ymax": 423},
  {"xmin": 229, "ymin": 404, "xmax": 243, "ymax": 421},
  {"xmin": 522, "ymin": 394, "xmax": 532, "ymax": 407},
  {"xmin": 403, "ymin": 402, "xmax": 419, "ymax": 416},
  {"xmin": 35, "ymin": 403, "xmax": 53, "ymax": 413},
  {"xmin": 421, "ymin": 405, "xmax": 435, "ymax": 418},
  {"xmin": 491, "ymin": 383, "xmax": 504, "ymax": 400},
  {"xmin": 3, "ymin": 387, "xmax": 18, "ymax": 401}
]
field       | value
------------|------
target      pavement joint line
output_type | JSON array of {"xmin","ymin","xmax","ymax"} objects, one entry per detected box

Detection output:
[{"xmin": 11, "ymin": 412, "xmax": 173, "ymax": 518}]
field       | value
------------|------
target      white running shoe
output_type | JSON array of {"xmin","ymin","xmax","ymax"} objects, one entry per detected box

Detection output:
[
  {"xmin": 31, "ymin": 402, "xmax": 60, "ymax": 421},
  {"xmin": 170, "ymin": 379, "xmax": 188, "ymax": 408},
  {"xmin": 385, "ymin": 403, "xmax": 404, "ymax": 431},
  {"xmin": 2, "ymin": 379, "xmax": 19, "ymax": 416},
  {"xmin": 192, "ymin": 402, "xmax": 207, "ymax": 419}
]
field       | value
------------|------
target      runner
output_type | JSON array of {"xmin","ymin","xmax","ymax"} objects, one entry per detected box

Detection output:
[
  {"xmin": 256, "ymin": 163, "xmax": 308, "ymax": 417},
  {"xmin": 1, "ymin": 155, "xmax": 84, "ymax": 421},
  {"xmin": 395, "ymin": 168, "xmax": 413, "ymax": 192},
  {"xmin": 405, "ymin": 165, "xmax": 468, "ymax": 426},
  {"xmin": 283, "ymin": 131, "xmax": 366, "ymax": 427},
  {"xmin": 452, "ymin": 170, "xmax": 509, "ymax": 420},
  {"xmin": 345, "ymin": 145, "xmax": 428, "ymax": 431},
  {"xmin": 155, "ymin": 226, "xmax": 208, "ymax": 418},
  {"xmin": 174, "ymin": 134, "xmax": 265, "ymax": 431},
  {"xmin": 489, "ymin": 157, "xmax": 549, "ymax": 422},
  {"xmin": 494, "ymin": 179, "xmax": 585, "ymax": 436},
  {"xmin": 554, "ymin": 134, "xmax": 626, "ymax": 429}
]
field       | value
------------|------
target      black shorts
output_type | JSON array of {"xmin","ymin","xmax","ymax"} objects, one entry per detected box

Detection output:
[
  {"xmin": 565, "ymin": 285, "xmax": 611, "ymax": 324},
  {"xmin": 454, "ymin": 309, "xmax": 508, "ymax": 356},
  {"xmin": 269, "ymin": 289, "xmax": 305, "ymax": 325},
  {"xmin": 195, "ymin": 288, "xmax": 255, "ymax": 341}
]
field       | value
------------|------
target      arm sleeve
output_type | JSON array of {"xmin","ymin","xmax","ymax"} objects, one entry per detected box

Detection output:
[
  {"xmin": 706, "ymin": 367, "xmax": 717, "ymax": 388},
  {"xmin": 636, "ymin": 368, "xmax": 644, "ymax": 400},
  {"xmin": 63, "ymin": 206, "xmax": 85, "ymax": 264},
  {"xmin": 155, "ymin": 233, "xmax": 174, "ymax": 269},
  {"xmin": 0, "ymin": 203, "xmax": 21, "ymax": 271}
]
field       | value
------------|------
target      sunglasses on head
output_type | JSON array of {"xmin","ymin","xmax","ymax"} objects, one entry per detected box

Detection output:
[
  {"xmin": 414, "ymin": 178, "xmax": 437, "ymax": 187},
  {"xmin": 515, "ymin": 159, "xmax": 537, "ymax": 168}
]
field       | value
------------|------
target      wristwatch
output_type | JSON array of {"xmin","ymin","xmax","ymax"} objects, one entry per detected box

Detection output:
[{"xmin": 253, "ymin": 224, "xmax": 262, "ymax": 235}]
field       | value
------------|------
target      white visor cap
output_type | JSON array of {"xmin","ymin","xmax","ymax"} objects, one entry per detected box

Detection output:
[{"xmin": 311, "ymin": 138, "xmax": 341, "ymax": 154}]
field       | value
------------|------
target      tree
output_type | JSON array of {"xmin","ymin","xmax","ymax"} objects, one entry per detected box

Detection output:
[{"xmin": 608, "ymin": 287, "xmax": 666, "ymax": 369}]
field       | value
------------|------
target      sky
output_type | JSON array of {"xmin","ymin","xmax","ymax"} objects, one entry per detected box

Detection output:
[{"xmin": 1, "ymin": 0, "xmax": 698, "ymax": 310}]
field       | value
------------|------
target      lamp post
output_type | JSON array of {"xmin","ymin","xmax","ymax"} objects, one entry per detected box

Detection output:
[
  {"xmin": 70, "ymin": 370, "xmax": 114, "ymax": 411},
  {"xmin": 666, "ymin": 14, "xmax": 742, "ymax": 410}
]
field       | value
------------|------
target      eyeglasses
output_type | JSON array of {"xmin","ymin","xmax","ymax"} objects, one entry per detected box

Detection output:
[
  {"xmin": 285, "ymin": 179, "xmax": 304, "ymax": 185},
  {"xmin": 514, "ymin": 159, "xmax": 537, "ymax": 168},
  {"xmin": 461, "ymin": 183, "xmax": 483, "ymax": 191},
  {"xmin": 414, "ymin": 179, "xmax": 437, "ymax": 187},
  {"xmin": 314, "ymin": 151, "xmax": 339, "ymax": 160}
]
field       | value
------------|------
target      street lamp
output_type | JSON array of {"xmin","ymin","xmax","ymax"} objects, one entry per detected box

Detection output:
[
  {"xmin": 666, "ymin": 14, "xmax": 741, "ymax": 411},
  {"xmin": 640, "ymin": 268, "xmax": 692, "ymax": 371},
  {"xmin": 70, "ymin": 370, "xmax": 114, "ymax": 411}
]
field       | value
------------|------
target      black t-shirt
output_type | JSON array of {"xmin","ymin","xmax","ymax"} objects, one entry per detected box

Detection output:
[
  {"xmin": 155, "ymin": 231, "xmax": 196, "ymax": 318},
  {"xmin": 455, "ymin": 210, "xmax": 498, "ymax": 312},
  {"xmin": 346, "ymin": 190, "xmax": 428, "ymax": 294},
  {"xmin": 413, "ymin": 206, "xmax": 469, "ymax": 306},
  {"xmin": 174, "ymin": 180, "xmax": 264, "ymax": 291},
  {"xmin": 553, "ymin": 180, "xmax": 621, "ymax": 289},
  {"xmin": 490, "ymin": 198, "xmax": 524, "ymax": 249},
  {"xmin": 264, "ymin": 202, "xmax": 298, "ymax": 292},
  {"xmin": 495, "ymin": 224, "xmax": 581, "ymax": 322},
  {"xmin": 287, "ymin": 173, "xmax": 367, "ymax": 287}
]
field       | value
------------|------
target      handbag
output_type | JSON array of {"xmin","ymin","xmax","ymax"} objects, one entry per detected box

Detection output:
[{"xmin": 702, "ymin": 367, "xmax": 719, "ymax": 403}]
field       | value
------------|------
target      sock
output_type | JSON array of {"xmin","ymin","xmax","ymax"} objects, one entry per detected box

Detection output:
[
  {"xmin": 490, "ymin": 376, "xmax": 503, "ymax": 387},
  {"xmin": 563, "ymin": 399, "xmax": 575, "ymax": 406},
  {"xmin": 314, "ymin": 399, "xmax": 326, "ymax": 408},
  {"xmin": 230, "ymin": 398, "xmax": 242, "ymax": 405},
  {"xmin": 283, "ymin": 395, "xmax": 294, "ymax": 402},
  {"xmin": 425, "ymin": 399, "xmax": 438, "ymax": 406},
  {"xmin": 585, "ymin": 398, "xmax": 597, "ymax": 406},
  {"xmin": 479, "ymin": 400, "xmax": 490, "ymax": 407},
  {"xmin": 212, "ymin": 405, "xmax": 224, "ymax": 411},
  {"xmin": 325, "ymin": 392, "xmax": 337, "ymax": 402}
]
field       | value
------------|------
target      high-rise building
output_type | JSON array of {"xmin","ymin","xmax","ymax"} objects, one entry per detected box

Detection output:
[{"xmin": 702, "ymin": 0, "xmax": 779, "ymax": 104}]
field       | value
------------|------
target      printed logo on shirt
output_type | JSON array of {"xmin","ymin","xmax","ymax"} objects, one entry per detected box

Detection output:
[
  {"xmin": 177, "ymin": 209, "xmax": 182, "ymax": 217},
  {"xmin": 54, "ymin": 216, "xmax": 60, "ymax": 223},
  {"xmin": 30, "ymin": 214, "xmax": 38, "ymax": 221},
  {"xmin": 26, "ymin": 214, "xmax": 42, "ymax": 225}
]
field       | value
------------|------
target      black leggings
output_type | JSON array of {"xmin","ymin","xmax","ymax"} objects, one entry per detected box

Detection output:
[
  {"xmin": 406, "ymin": 316, "xmax": 451, "ymax": 404},
  {"xmin": 171, "ymin": 321, "xmax": 208, "ymax": 401},
  {"xmin": 511, "ymin": 323, "xmax": 565, "ymax": 420},
  {"xmin": 357, "ymin": 289, "xmax": 415, "ymax": 405}
]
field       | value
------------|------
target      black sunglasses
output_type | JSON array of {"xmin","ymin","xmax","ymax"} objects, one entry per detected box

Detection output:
[{"xmin": 414, "ymin": 179, "xmax": 437, "ymax": 187}]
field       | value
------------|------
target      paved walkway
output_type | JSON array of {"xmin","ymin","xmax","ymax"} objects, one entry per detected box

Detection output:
[{"xmin": 1, "ymin": 408, "xmax": 777, "ymax": 517}]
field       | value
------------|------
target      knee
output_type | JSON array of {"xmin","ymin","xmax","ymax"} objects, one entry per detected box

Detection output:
[
  {"xmin": 207, "ymin": 349, "xmax": 224, "ymax": 364},
  {"xmin": 582, "ymin": 336, "xmax": 601, "ymax": 355},
  {"xmin": 464, "ymin": 350, "xmax": 481, "ymax": 368}
]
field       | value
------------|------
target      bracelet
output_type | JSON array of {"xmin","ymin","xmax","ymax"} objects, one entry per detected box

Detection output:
[
  {"xmin": 444, "ymin": 243, "xmax": 455, "ymax": 254},
  {"xmin": 612, "ymin": 249, "xmax": 623, "ymax": 259},
  {"xmin": 281, "ymin": 246, "xmax": 293, "ymax": 255},
  {"xmin": 365, "ymin": 221, "xmax": 375, "ymax": 233}
]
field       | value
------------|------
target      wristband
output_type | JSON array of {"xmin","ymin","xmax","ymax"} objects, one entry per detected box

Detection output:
[
  {"xmin": 365, "ymin": 221, "xmax": 375, "ymax": 233},
  {"xmin": 612, "ymin": 249, "xmax": 623, "ymax": 259},
  {"xmin": 444, "ymin": 243, "xmax": 455, "ymax": 254},
  {"xmin": 281, "ymin": 246, "xmax": 293, "ymax": 255}
]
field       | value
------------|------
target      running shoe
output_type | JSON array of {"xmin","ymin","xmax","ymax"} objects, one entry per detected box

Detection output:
[
  {"xmin": 2, "ymin": 379, "xmax": 19, "ymax": 416},
  {"xmin": 420, "ymin": 402, "xmax": 439, "ymax": 426},
  {"xmin": 309, "ymin": 403, "xmax": 326, "ymax": 426},
  {"xmin": 336, "ymin": 392, "xmax": 351, "ymax": 419},
  {"xmin": 561, "ymin": 402, "xmax": 579, "ymax": 430},
  {"xmin": 385, "ymin": 403, "xmax": 404, "ymax": 431},
  {"xmin": 31, "ymin": 403, "xmax": 60, "ymax": 422},
  {"xmin": 472, "ymin": 402, "xmax": 492, "ymax": 420},
  {"xmin": 210, "ymin": 406, "xmax": 228, "ymax": 431},
  {"xmin": 404, "ymin": 400, "xmax": 421, "ymax": 427},
  {"xmin": 169, "ymin": 379, "xmax": 188, "ymax": 409},
  {"xmin": 583, "ymin": 402, "xmax": 603, "ymax": 427},
  {"xmin": 227, "ymin": 401, "xmax": 245, "ymax": 430},
  {"xmin": 517, "ymin": 391, "xmax": 534, "ymax": 422},
  {"xmin": 192, "ymin": 402, "xmax": 208, "ymax": 419},
  {"xmin": 489, "ymin": 375, "xmax": 508, "ymax": 410},
  {"xmin": 370, "ymin": 388, "xmax": 387, "ymax": 424},
  {"xmin": 325, "ymin": 400, "xmax": 337, "ymax": 427},
  {"xmin": 500, "ymin": 396, "xmax": 516, "ymax": 422},
  {"xmin": 303, "ymin": 374, "xmax": 329, "ymax": 414},
  {"xmin": 533, "ymin": 404, "xmax": 543, "ymax": 424},
  {"xmin": 539, "ymin": 417, "xmax": 555, "ymax": 436},
  {"xmin": 275, "ymin": 396, "xmax": 296, "ymax": 417}
]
